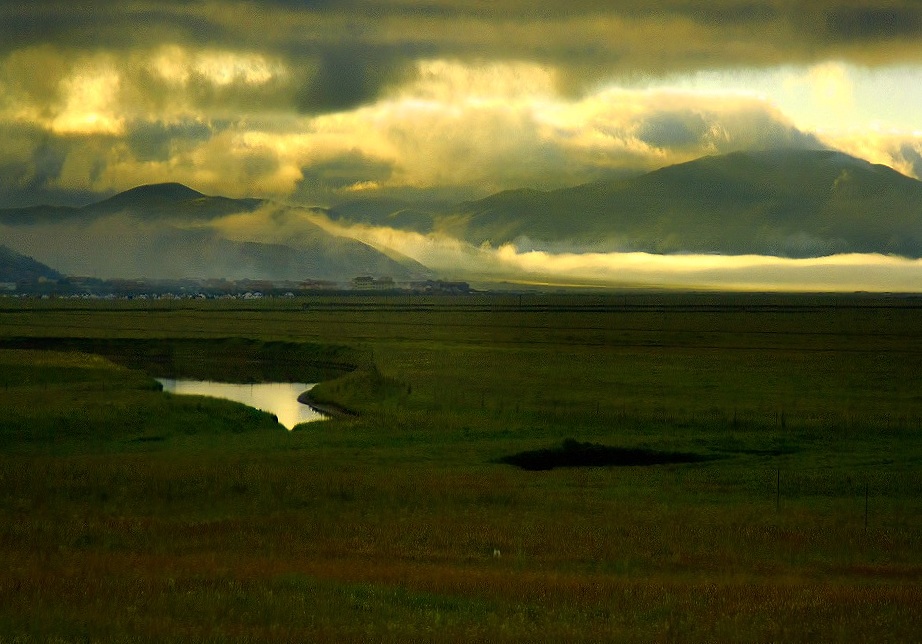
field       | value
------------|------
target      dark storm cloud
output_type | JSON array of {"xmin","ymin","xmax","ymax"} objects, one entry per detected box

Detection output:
[
  {"xmin": 825, "ymin": 6, "xmax": 922, "ymax": 41},
  {"xmin": 0, "ymin": 3, "xmax": 224, "ymax": 53},
  {"xmin": 0, "ymin": 1, "xmax": 913, "ymax": 51},
  {"xmin": 292, "ymin": 47, "xmax": 414, "ymax": 114},
  {"xmin": 125, "ymin": 121, "xmax": 213, "ymax": 162},
  {"xmin": 293, "ymin": 152, "xmax": 395, "ymax": 201},
  {"xmin": 0, "ymin": 0, "xmax": 917, "ymax": 210},
  {"xmin": 675, "ymin": 3, "xmax": 780, "ymax": 26},
  {"xmin": 0, "ymin": 1, "xmax": 420, "ymax": 114},
  {"xmin": 4, "ymin": 1, "xmax": 922, "ymax": 114},
  {"xmin": 0, "ymin": 123, "xmax": 105, "ymax": 207}
]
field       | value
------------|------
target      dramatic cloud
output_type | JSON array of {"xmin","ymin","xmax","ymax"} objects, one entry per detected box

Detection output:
[
  {"xmin": 294, "ymin": 213, "xmax": 922, "ymax": 292},
  {"xmin": 2, "ymin": 1, "xmax": 922, "ymax": 290},
  {"xmin": 2, "ymin": 1, "xmax": 921, "ymax": 205},
  {"xmin": 816, "ymin": 130, "xmax": 922, "ymax": 180},
  {"xmin": 4, "ymin": 1, "xmax": 922, "ymax": 115},
  {"xmin": 0, "ymin": 52, "xmax": 826, "ymax": 205}
]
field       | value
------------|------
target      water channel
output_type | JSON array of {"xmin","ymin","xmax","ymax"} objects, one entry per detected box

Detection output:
[{"xmin": 156, "ymin": 379, "xmax": 326, "ymax": 429}]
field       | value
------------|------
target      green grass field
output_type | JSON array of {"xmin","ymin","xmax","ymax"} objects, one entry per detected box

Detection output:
[{"xmin": 1, "ymin": 293, "xmax": 921, "ymax": 640}]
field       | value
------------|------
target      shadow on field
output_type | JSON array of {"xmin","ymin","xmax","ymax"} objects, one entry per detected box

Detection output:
[
  {"xmin": 498, "ymin": 438, "xmax": 714, "ymax": 471},
  {"xmin": 0, "ymin": 337, "xmax": 358, "ymax": 383}
]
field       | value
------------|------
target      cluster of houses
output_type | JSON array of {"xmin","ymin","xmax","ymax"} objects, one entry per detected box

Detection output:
[
  {"xmin": 351, "ymin": 276, "xmax": 471, "ymax": 294},
  {"xmin": 2, "ymin": 275, "xmax": 472, "ymax": 299}
]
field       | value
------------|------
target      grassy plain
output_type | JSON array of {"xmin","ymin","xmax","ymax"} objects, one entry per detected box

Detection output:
[{"xmin": 1, "ymin": 292, "xmax": 921, "ymax": 640}]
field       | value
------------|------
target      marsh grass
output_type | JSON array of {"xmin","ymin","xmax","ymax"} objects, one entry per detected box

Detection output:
[{"xmin": 1, "ymin": 294, "xmax": 922, "ymax": 639}]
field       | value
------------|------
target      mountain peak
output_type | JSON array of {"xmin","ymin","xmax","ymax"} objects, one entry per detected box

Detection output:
[
  {"xmin": 453, "ymin": 147, "xmax": 922, "ymax": 258},
  {"xmin": 93, "ymin": 183, "xmax": 206, "ymax": 210}
]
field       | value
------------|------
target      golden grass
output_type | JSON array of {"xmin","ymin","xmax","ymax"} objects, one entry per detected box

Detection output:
[{"xmin": 1, "ymin": 295, "xmax": 922, "ymax": 639}]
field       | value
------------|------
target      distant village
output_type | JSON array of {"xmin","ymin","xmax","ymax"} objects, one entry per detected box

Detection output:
[
  {"xmin": 0, "ymin": 275, "xmax": 471, "ymax": 300},
  {"xmin": 0, "ymin": 244, "xmax": 471, "ymax": 300}
]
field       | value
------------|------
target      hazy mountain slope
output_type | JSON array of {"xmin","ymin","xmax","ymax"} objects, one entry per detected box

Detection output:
[
  {"xmin": 0, "ymin": 183, "xmax": 259, "ymax": 225},
  {"xmin": 0, "ymin": 245, "xmax": 61, "ymax": 282},
  {"xmin": 90, "ymin": 183, "xmax": 266, "ymax": 221},
  {"xmin": 0, "ymin": 204, "xmax": 83, "ymax": 226},
  {"xmin": 0, "ymin": 185, "xmax": 430, "ymax": 281},
  {"xmin": 443, "ymin": 150, "xmax": 922, "ymax": 257},
  {"xmin": 325, "ymin": 198, "xmax": 443, "ymax": 233}
]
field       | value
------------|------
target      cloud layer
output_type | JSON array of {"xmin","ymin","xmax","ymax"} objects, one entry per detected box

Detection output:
[
  {"xmin": 6, "ymin": 2, "xmax": 922, "ymax": 90},
  {"xmin": 0, "ymin": 51, "xmax": 825, "ymax": 206},
  {"xmin": 2, "ymin": 1, "xmax": 922, "ymax": 292},
  {"xmin": 1, "ymin": 1, "xmax": 922, "ymax": 207},
  {"xmin": 299, "ymin": 212, "xmax": 922, "ymax": 292}
]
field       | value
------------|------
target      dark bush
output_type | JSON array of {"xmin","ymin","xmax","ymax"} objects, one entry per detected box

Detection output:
[{"xmin": 498, "ymin": 438, "xmax": 712, "ymax": 471}]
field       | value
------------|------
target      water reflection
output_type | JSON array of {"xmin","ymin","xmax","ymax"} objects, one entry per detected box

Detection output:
[{"xmin": 156, "ymin": 379, "xmax": 326, "ymax": 429}]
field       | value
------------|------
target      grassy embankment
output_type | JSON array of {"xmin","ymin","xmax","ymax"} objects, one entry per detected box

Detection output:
[{"xmin": 1, "ymin": 293, "xmax": 921, "ymax": 640}]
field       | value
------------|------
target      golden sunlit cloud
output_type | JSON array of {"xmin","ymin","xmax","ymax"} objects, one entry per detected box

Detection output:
[
  {"xmin": 149, "ymin": 46, "xmax": 288, "ymax": 88},
  {"xmin": 268, "ymin": 61, "xmax": 818, "ymax": 198},
  {"xmin": 2, "ymin": 2, "xmax": 922, "ymax": 292},
  {"xmin": 780, "ymin": 61, "xmax": 856, "ymax": 133},
  {"xmin": 398, "ymin": 59, "xmax": 559, "ymax": 103},
  {"xmin": 817, "ymin": 130, "xmax": 922, "ymax": 179},
  {"xmin": 0, "ymin": 46, "xmax": 911, "ymax": 204},
  {"xmin": 51, "ymin": 65, "xmax": 124, "ymax": 135}
]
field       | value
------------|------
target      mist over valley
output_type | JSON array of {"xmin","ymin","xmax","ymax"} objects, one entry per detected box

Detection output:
[{"xmin": 4, "ymin": 149, "xmax": 922, "ymax": 292}]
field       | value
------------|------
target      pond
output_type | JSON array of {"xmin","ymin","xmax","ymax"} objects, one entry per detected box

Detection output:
[{"xmin": 156, "ymin": 379, "xmax": 326, "ymax": 429}]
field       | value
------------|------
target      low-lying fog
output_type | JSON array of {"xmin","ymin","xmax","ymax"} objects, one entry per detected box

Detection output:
[{"xmin": 5, "ymin": 201, "xmax": 922, "ymax": 291}]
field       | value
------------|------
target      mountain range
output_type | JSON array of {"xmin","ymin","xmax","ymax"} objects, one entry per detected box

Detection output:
[
  {"xmin": 2, "ymin": 149, "xmax": 921, "ymax": 284},
  {"xmin": 328, "ymin": 149, "xmax": 922, "ymax": 258},
  {"xmin": 0, "ymin": 184, "xmax": 429, "ymax": 282}
]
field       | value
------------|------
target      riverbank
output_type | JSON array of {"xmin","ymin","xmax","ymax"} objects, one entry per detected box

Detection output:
[
  {"xmin": 5, "ymin": 297, "xmax": 922, "ymax": 641},
  {"xmin": 297, "ymin": 390, "xmax": 358, "ymax": 419}
]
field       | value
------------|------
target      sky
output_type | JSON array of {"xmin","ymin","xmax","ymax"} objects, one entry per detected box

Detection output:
[{"xmin": 3, "ymin": 0, "xmax": 922, "ymax": 289}]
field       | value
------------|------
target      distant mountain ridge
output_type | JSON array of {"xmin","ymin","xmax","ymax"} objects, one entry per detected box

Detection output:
[
  {"xmin": 91, "ymin": 182, "xmax": 266, "ymax": 220},
  {"xmin": 96, "ymin": 182, "xmax": 205, "ymax": 206},
  {"xmin": 4, "ymin": 148, "xmax": 922, "ymax": 284},
  {"xmin": 0, "ymin": 184, "xmax": 430, "ymax": 282},
  {"xmin": 328, "ymin": 149, "xmax": 922, "ymax": 258},
  {"xmin": 456, "ymin": 149, "xmax": 922, "ymax": 256},
  {"xmin": 0, "ymin": 182, "xmax": 253, "ymax": 226}
]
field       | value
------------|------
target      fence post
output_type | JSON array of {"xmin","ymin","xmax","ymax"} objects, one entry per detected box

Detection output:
[
  {"xmin": 776, "ymin": 468, "xmax": 780, "ymax": 511},
  {"xmin": 865, "ymin": 481, "xmax": 869, "ymax": 531}
]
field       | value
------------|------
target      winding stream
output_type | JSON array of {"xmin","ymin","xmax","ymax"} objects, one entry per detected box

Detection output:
[{"xmin": 156, "ymin": 379, "xmax": 326, "ymax": 429}]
